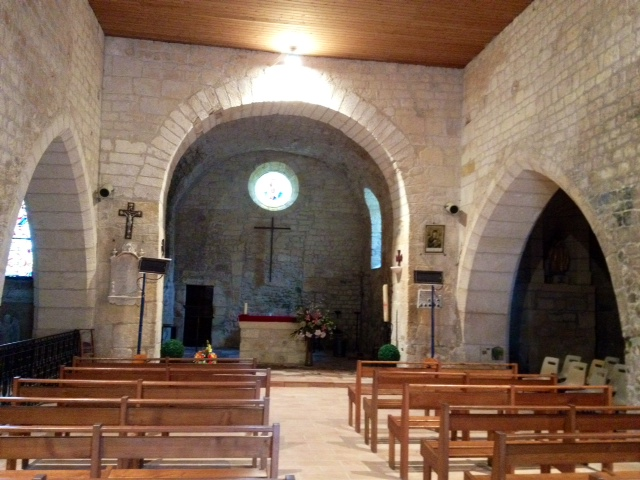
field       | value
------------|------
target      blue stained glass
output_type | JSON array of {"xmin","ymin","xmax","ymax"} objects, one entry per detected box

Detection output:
[{"xmin": 5, "ymin": 202, "xmax": 33, "ymax": 277}]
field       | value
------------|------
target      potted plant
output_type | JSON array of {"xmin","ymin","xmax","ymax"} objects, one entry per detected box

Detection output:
[
  {"xmin": 377, "ymin": 343, "xmax": 401, "ymax": 361},
  {"xmin": 160, "ymin": 339, "xmax": 185, "ymax": 358}
]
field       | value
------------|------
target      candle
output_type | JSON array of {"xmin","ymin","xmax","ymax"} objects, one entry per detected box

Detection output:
[
  {"xmin": 382, "ymin": 284, "xmax": 389, "ymax": 322},
  {"xmin": 244, "ymin": 303, "xmax": 248, "ymax": 314}
]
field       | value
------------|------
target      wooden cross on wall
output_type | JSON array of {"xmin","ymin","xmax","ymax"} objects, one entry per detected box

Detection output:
[
  {"xmin": 254, "ymin": 217, "xmax": 291, "ymax": 282},
  {"xmin": 118, "ymin": 202, "xmax": 143, "ymax": 239}
]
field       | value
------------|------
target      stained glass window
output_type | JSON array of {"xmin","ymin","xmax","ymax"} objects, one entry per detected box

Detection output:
[
  {"xmin": 364, "ymin": 188, "xmax": 382, "ymax": 269},
  {"xmin": 5, "ymin": 202, "xmax": 33, "ymax": 277},
  {"xmin": 249, "ymin": 162, "xmax": 299, "ymax": 211}
]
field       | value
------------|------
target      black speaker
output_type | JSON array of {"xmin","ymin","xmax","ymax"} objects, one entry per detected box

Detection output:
[{"xmin": 138, "ymin": 257, "xmax": 171, "ymax": 274}]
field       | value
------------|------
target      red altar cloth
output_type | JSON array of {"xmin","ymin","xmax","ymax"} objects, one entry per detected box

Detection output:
[{"xmin": 238, "ymin": 314, "xmax": 296, "ymax": 323}]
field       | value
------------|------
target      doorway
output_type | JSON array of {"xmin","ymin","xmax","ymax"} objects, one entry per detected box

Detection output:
[{"xmin": 183, "ymin": 285, "xmax": 213, "ymax": 347}]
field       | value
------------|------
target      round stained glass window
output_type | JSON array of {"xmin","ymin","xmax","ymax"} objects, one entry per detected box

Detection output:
[{"xmin": 249, "ymin": 162, "xmax": 298, "ymax": 211}]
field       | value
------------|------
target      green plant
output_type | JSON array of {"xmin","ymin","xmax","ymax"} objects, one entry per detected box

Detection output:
[
  {"xmin": 160, "ymin": 339, "xmax": 185, "ymax": 358},
  {"xmin": 377, "ymin": 343, "xmax": 401, "ymax": 361}
]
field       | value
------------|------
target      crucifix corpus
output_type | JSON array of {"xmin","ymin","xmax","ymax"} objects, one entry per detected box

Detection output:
[
  {"xmin": 254, "ymin": 217, "xmax": 291, "ymax": 282},
  {"xmin": 118, "ymin": 202, "xmax": 143, "ymax": 239}
]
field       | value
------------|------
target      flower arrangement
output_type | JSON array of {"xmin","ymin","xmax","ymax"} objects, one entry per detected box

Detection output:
[
  {"xmin": 291, "ymin": 305, "xmax": 336, "ymax": 339},
  {"xmin": 194, "ymin": 340, "xmax": 217, "ymax": 363}
]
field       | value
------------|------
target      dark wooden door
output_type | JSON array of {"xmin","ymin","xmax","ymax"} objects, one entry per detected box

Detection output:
[{"xmin": 183, "ymin": 285, "xmax": 213, "ymax": 347}]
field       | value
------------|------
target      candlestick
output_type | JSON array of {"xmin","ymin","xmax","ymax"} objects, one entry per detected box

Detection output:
[
  {"xmin": 244, "ymin": 302, "xmax": 248, "ymax": 314},
  {"xmin": 382, "ymin": 284, "xmax": 389, "ymax": 322}
]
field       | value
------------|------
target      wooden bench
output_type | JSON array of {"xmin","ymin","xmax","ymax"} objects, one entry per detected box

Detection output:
[
  {"xmin": 13, "ymin": 378, "xmax": 262, "ymax": 400},
  {"xmin": 387, "ymin": 383, "xmax": 572, "ymax": 480},
  {"xmin": 363, "ymin": 372, "xmax": 565, "ymax": 452},
  {"xmin": 347, "ymin": 360, "xmax": 441, "ymax": 433},
  {"xmin": 462, "ymin": 431, "xmax": 640, "ymax": 480},
  {"xmin": 58, "ymin": 366, "xmax": 271, "ymax": 396},
  {"xmin": 363, "ymin": 370, "xmax": 472, "ymax": 451},
  {"xmin": 72, "ymin": 356, "xmax": 258, "ymax": 367},
  {"xmin": 0, "ymin": 396, "xmax": 270, "ymax": 470},
  {"xmin": 419, "ymin": 403, "xmax": 572, "ymax": 480},
  {"xmin": 396, "ymin": 385, "xmax": 611, "ymax": 480},
  {"xmin": 464, "ymin": 472, "xmax": 640, "ymax": 480},
  {"xmin": 458, "ymin": 406, "xmax": 640, "ymax": 480},
  {"xmin": 0, "ymin": 423, "xmax": 282, "ymax": 479}
]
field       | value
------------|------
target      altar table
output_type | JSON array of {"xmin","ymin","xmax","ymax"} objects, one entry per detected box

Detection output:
[{"xmin": 238, "ymin": 314, "xmax": 306, "ymax": 366}]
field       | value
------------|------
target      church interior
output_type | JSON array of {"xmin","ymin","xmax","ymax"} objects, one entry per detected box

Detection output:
[
  {"xmin": 3, "ymin": 2, "xmax": 640, "ymax": 479},
  {"xmin": 1, "ymin": 0, "xmax": 639, "ymax": 396}
]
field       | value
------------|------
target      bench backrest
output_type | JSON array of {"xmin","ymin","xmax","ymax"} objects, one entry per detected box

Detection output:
[
  {"xmin": 59, "ymin": 366, "xmax": 271, "ymax": 396},
  {"xmin": 465, "ymin": 372, "xmax": 557, "ymax": 385},
  {"xmin": 0, "ymin": 396, "xmax": 270, "ymax": 428},
  {"xmin": 445, "ymin": 404, "xmax": 571, "ymax": 434},
  {"xmin": 491, "ymin": 431, "xmax": 640, "ymax": 480},
  {"xmin": 0, "ymin": 423, "xmax": 280, "ymax": 479},
  {"xmin": 511, "ymin": 385, "xmax": 612, "ymax": 406},
  {"xmin": 440, "ymin": 362, "xmax": 518, "ymax": 374},
  {"xmin": 72, "ymin": 356, "xmax": 257, "ymax": 367},
  {"xmin": 13, "ymin": 378, "xmax": 262, "ymax": 400},
  {"xmin": 569, "ymin": 405, "xmax": 640, "ymax": 432},
  {"xmin": 371, "ymin": 370, "xmax": 468, "ymax": 397},
  {"xmin": 403, "ymin": 384, "xmax": 513, "ymax": 412}
]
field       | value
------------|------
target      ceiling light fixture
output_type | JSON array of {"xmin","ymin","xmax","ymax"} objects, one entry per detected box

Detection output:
[{"xmin": 274, "ymin": 46, "xmax": 302, "ymax": 67}]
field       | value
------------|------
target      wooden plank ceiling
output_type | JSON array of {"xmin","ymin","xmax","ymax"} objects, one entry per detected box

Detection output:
[{"xmin": 88, "ymin": 0, "xmax": 532, "ymax": 68}]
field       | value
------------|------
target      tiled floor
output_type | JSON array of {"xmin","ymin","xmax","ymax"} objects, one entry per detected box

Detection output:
[{"xmin": 270, "ymin": 362, "xmax": 640, "ymax": 480}]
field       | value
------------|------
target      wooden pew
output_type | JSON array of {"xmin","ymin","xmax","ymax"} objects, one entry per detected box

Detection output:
[
  {"xmin": 0, "ymin": 396, "xmax": 270, "ymax": 470},
  {"xmin": 458, "ymin": 406, "xmax": 640, "ymax": 480},
  {"xmin": 72, "ymin": 356, "xmax": 258, "ymax": 367},
  {"xmin": 469, "ymin": 431, "xmax": 640, "ymax": 480},
  {"xmin": 388, "ymin": 384, "xmax": 571, "ymax": 480},
  {"xmin": 419, "ymin": 403, "xmax": 572, "ymax": 480},
  {"xmin": 348, "ymin": 360, "xmax": 521, "ymax": 433},
  {"xmin": 0, "ymin": 423, "xmax": 282, "ymax": 479},
  {"xmin": 347, "ymin": 360, "xmax": 440, "ymax": 433},
  {"xmin": 13, "ymin": 378, "xmax": 262, "ymax": 400},
  {"xmin": 391, "ymin": 385, "xmax": 611, "ymax": 479},
  {"xmin": 463, "ymin": 472, "xmax": 640, "ymax": 480},
  {"xmin": 58, "ymin": 366, "xmax": 271, "ymax": 396},
  {"xmin": 363, "ymin": 370, "xmax": 470, "ymax": 452},
  {"xmin": 362, "ymin": 371, "xmax": 563, "ymax": 452}
]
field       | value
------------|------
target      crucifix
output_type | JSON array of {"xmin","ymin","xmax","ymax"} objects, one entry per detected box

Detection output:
[
  {"xmin": 118, "ymin": 202, "xmax": 143, "ymax": 239},
  {"xmin": 254, "ymin": 217, "xmax": 291, "ymax": 282}
]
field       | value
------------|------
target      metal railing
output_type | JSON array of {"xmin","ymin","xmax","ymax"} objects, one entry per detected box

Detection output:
[{"xmin": 0, "ymin": 330, "xmax": 81, "ymax": 396}]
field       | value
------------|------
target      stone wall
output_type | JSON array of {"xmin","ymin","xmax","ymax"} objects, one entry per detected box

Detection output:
[
  {"xmin": 0, "ymin": 0, "xmax": 103, "ymax": 260},
  {"xmin": 0, "ymin": 1, "xmax": 104, "ymax": 336},
  {"xmin": 96, "ymin": 37, "xmax": 464, "ymax": 358},
  {"xmin": 462, "ymin": 1, "xmax": 640, "ymax": 399}
]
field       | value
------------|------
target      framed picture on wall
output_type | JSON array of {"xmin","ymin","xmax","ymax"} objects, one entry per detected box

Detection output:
[{"xmin": 425, "ymin": 225, "xmax": 445, "ymax": 253}]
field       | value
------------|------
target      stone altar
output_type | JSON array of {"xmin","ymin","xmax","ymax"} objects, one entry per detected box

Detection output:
[{"xmin": 238, "ymin": 314, "xmax": 306, "ymax": 366}]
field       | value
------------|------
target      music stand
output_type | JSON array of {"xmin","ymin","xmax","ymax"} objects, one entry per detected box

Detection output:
[{"xmin": 137, "ymin": 257, "xmax": 171, "ymax": 354}]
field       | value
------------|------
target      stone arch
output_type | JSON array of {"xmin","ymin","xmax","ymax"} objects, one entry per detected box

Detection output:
[
  {"xmin": 139, "ymin": 80, "xmax": 415, "ymax": 351},
  {"xmin": 6, "ymin": 116, "xmax": 97, "ymax": 337},
  {"xmin": 457, "ymin": 146, "xmax": 622, "ymax": 358}
]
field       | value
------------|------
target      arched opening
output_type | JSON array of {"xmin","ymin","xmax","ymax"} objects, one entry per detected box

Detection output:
[
  {"xmin": 163, "ymin": 114, "xmax": 393, "ymax": 357},
  {"xmin": 0, "ymin": 131, "xmax": 97, "ymax": 341},
  {"xmin": 510, "ymin": 190, "xmax": 622, "ymax": 372},
  {"xmin": 1, "ymin": 202, "xmax": 34, "ymax": 342}
]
